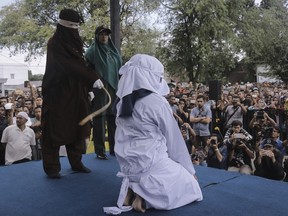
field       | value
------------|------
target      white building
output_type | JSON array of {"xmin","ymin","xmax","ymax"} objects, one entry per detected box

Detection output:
[
  {"xmin": 256, "ymin": 64, "xmax": 279, "ymax": 83},
  {"xmin": 0, "ymin": 54, "xmax": 29, "ymax": 96}
]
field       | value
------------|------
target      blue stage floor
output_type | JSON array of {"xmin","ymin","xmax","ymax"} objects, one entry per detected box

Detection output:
[{"xmin": 1, "ymin": 154, "xmax": 287, "ymax": 216}]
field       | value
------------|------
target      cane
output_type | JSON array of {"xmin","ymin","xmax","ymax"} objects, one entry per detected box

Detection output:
[{"xmin": 78, "ymin": 87, "xmax": 111, "ymax": 126}]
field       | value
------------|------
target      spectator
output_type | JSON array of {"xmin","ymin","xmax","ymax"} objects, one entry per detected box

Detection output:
[
  {"xmin": 190, "ymin": 95, "xmax": 212, "ymax": 148},
  {"xmin": 1, "ymin": 112, "xmax": 36, "ymax": 165},
  {"xmin": 4, "ymin": 103, "xmax": 14, "ymax": 126},
  {"xmin": 224, "ymin": 120, "xmax": 254, "ymax": 175},
  {"xmin": 0, "ymin": 105, "xmax": 9, "ymax": 165},
  {"xmin": 238, "ymin": 91, "xmax": 252, "ymax": 129},
  {"xmin": 249, "ymin": 110, "xmax": 277, "ymax": 148},
  {"xmin": 180, "ymin": 122, "xmax": 196, "ymax": 154},
  {"xmin": 0, "ymin": 97, "xmax": 8, "ymax": 106},
  {"xmin": 254, "ymin": 138, "xmax": 286, "ymax": 181},
  {"xmin": 168, "ymin": 95, "xmax": 183, "ymax": 125},
  {"xmin": 222, "ymin": 95, "xmax": 247, "ymax": 130},
  {"xmin": 259, "ymin": 126, "xmax": 286, "ymax": 156},
  {"xmin": 30, "ymin": 106, "xmax": 42, "ymax": 160},
  {"xmin": 35, "ymin": 96, "xmax": 43, "ymax": 107},
  {"xmin": 85, "ymin": 25, "xmax": 122, "ymax": 159},
  {"xmin": 206, "ymin": 133, "xmax": 228, "ymax": 170},
  {"xmin": 13, "ymin": 106, "xmax": 32, "ymax": 127},
  {"xmin": 24, "ymin": 99, "xmax": 35, "ymax": 118},
  {"xmin": 177, "ymin": 98, "xmax": 190, "ymax": 123}
]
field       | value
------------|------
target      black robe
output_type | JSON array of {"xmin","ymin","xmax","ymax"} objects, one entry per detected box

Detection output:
[{"xmin": 42, "ymin": 36, "xmax": 99, "ymax": 147}]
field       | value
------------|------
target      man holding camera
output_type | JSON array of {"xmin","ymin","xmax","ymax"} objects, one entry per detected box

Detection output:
[
  {"xmin": 206, "ymin": 134, "xmax": 228, "ymax": 169},
  {"xmin": 249, "ymin": 110, "xmax": 277, "ymax": 148},
  {"xmin": 259, "ymin": 126, "xmax": 286, "ymax": 156},
  {"xmin": 224, "ymin": 120, "xmax": 254, "ymax": 174},
  {"xmin": 254, "ymin": 138, "xmax": 286, "ymax": 181}
]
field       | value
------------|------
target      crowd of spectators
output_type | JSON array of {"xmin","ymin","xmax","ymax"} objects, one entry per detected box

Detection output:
[
  {"xmin": 0, "ymin": 81, "xmax": 43, "ymax": 165},
  {"xmin": 167, "ymin": 81, "xmax": 288, "ymax": 181},
  {"xmin": 1, "ymin": 79, "xmax": 288, "ymax": 182}
]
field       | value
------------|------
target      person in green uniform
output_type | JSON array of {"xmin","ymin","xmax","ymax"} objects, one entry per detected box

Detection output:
[{"xmin": 85, "ymin": 26, "xmax": 122, "ymax": 159}]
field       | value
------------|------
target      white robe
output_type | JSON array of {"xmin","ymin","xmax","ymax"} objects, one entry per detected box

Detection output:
[{"xmin": 114, "ymin": 93, "xmax": 203, "ymax": 211}]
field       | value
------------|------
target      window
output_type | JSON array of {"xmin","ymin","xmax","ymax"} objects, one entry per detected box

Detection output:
[{"xmin": 10, "ymin": 74, "xmax": 15, "ymax": 79}]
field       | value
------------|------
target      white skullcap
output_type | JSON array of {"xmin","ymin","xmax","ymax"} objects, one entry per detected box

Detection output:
[{"xmin": 17, "ymin": 112, "xmax": 29, "ymax": 120}]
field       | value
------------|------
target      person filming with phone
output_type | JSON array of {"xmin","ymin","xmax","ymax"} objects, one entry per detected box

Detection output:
[
  {"xmin": 224, "ymin": 120, "xmax": 254, "ymax": 174},
  {"xmin": 206, "ymin": 134, "xmax": 228, "ymax": 170}
]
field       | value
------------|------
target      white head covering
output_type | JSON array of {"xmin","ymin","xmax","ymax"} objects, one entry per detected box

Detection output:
[
  {"xmin": 17, "ymin": 112, "xmax": 28, "ymax": 121},
  {"xmin": 117, "ymin": 54, "xmax": 169, "ymax": 99}
]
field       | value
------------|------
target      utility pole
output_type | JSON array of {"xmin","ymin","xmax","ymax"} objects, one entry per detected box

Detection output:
[{"xmin": 110, "ymin": 0, "xmax": 121, "ymax": 53}]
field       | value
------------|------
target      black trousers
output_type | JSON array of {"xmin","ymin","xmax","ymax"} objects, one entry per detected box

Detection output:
[
  {"xmin": 42, "ymin": 140, "xmax": 85, "ymax": 175},
  {"xmin": 92, "ymin": 115, "xmax": 116, "ymax": 155}
]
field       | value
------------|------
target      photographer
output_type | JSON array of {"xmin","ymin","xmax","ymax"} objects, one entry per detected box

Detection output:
[
  {"xmin": 259, "ymin": 126, "xmax": 286, "ymax": 156},
  {"xmin": 224, "ymin": 120, "xmax": 254, "ymax": 175},
  {"xmin": 249, "ymin": 110, "xmax": 277, "ymax": 148},
  {"xmin": 180, "ymin": 122, "xmax": 196, "ymax": 154},
  {"xmin": 206, "ymin": 134, "xmax": 228, "ymax": 170},
  {"xmin": 254, "ymin": 139, "xmax": 286, "ymax": 181}
]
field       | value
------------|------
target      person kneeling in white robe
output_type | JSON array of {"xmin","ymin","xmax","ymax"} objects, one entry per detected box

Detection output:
[{"xmin": 104, "ymin": 54, "xmax": 203, "ymax": 215}]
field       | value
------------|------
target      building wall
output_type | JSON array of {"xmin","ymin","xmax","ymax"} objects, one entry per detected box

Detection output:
[{"xmin": 0, "ymin": 64, "xmax": 29, "ymax": 85}]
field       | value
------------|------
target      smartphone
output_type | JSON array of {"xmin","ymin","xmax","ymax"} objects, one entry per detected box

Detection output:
[
  {"xmin": 234, "ymin": 133, "xmax": 244, "ymax": 139},
  {"xmin": 24, "ymin": 81, "xmax": 29, "ymax": 88}
]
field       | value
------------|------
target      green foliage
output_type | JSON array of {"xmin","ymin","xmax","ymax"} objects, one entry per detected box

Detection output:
[
  {"xmin": 0, "ymin": 0, "xmax": 161, "ymax": 65},
  {"xmin": 156, "ymin": 0, "xmax": 240, "ymax": 82},
  {"xmin": 1, "ymin": 0, "xmax": 288, "ymax": 83}
]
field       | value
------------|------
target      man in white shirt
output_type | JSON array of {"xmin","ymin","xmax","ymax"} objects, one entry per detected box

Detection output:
[{"xmin": 1, "ymin": 112, "xmax": 36, "ymax": 165}]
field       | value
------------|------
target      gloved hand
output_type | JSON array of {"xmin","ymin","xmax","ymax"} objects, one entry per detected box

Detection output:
[{"xmin": 93, "ymin": 79, "xmax": 104, "ymax": 89}]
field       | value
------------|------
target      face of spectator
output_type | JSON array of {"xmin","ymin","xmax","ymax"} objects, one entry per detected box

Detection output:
[
  {"xmin": 35, "ymin": 97, "xmax": 43, "ymax": 106},
  {"xmin": 24, "ymin": 101, "xmax": 33, "ymax": 110},
  {"xmin": 0, "ymin": 107, "xmax": 5, "ymax": 117},
  {"xmin": 179, "ymin": 100, "xmax": 185, "ymax": 107},
  {"xmin": 238, "ymin": 91, "xmax": 245, "ymax": 99},
  {"xmin": 263, "ymin": 144, "xmax": 274, "ymax": 151},
  {"xmin": 232, "ymin": 97, "xmax": 240, "ymax": 107},
  {"xmin": 210, "ymin": 135, "xmax": 218, "ymax": 146},
  {"xmin": 14, "ymin": 107, "xmax": 23, "ymax": 116},
  {"xmin": 232, "ymin": 125, "xmax": 241, "ymax": 133},
  {"xmin": 23, "ymin": 107, "xmax": 29, "ymax": 114},
  {"xmin": 169, "ymin": 97, "xmax": 176, "ymax": 105},
  {"xmin": 0, "ymin": 98, "xmax": 7, "ymax": 105},
  {"xmin": 16, "ymin": 115, "xmax": 27, "ymax": 127},
  {"xmin": 257, "ymin": 99, "xmax": 266, "ymax": 109},
  {"xmin": 273, "ymin": 97, "xmax": 279, "ymax": 105},
  {"xmin": 197, "ymin": 98, "xmax": 204, "ymax": 108},
  {"xmin": 272, "ymin": 129, "xmax": 279, "ymax": 139},
  {"xmin": 34, "ymin": 108, "xmax": 42, "ymax": 120}
]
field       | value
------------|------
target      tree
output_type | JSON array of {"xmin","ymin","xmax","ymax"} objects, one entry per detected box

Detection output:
[
  {"xmin": 236, "ymin": 0, "xmax": 288, "ymax": 82},
  {"xmin": 0, "ymin": 0, "xmax": 161, "ymax": 63},
  {"xmin": 156, "ymin": 0, "xmax": 244, "ymax": 83}
]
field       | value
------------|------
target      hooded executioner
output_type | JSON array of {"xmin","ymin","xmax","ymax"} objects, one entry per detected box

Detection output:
[{"xmin": 41, "ymin": 9, "xmax": 103, "ymax": 178}]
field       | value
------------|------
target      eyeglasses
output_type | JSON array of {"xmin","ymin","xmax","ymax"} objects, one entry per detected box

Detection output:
[
  {"xmin": 264, "ymin": 145, "xmax": 273, "ymax": 149},
  {"xmin": 197, "ymin": 101, "xmax": 204, "ymax": 103}
]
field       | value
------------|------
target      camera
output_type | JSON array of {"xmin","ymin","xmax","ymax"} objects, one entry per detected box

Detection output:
[
  {"xmin": 24, "ymin": 80, "xmax": 29, "ymax": 88},
  {"xmin": 256, "ymin": 110, "xmax": 264, "ymax": 120},
  {"xmin": 232, "ymin": 133, "xmax": 244, "ymax": 146},
  {"xmin": 210, "ymin": 139, "xmax": 216, "ymax": 145},
  {"xmin": 191, "ymin": 153, "xmax": 199, "ymax": 161}
]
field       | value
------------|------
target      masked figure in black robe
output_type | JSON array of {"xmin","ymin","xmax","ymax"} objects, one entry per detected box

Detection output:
[{"xmin": 41, "ymin": 9, "xmax": 104, "ymax": 178}]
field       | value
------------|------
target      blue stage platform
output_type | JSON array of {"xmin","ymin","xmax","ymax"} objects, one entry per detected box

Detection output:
[{"xmin": 0, "ymin": 154, "xmax": 287, "ymax": 216}]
